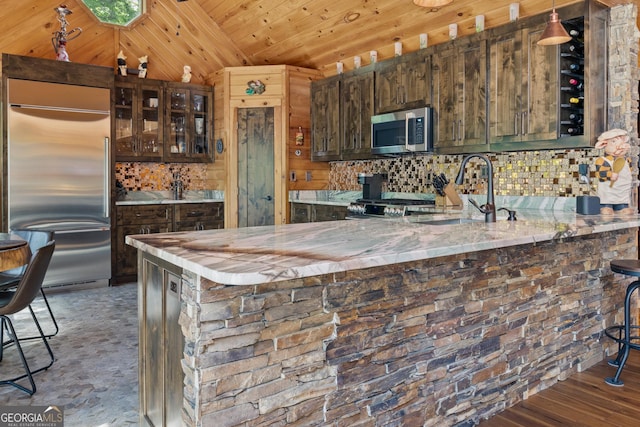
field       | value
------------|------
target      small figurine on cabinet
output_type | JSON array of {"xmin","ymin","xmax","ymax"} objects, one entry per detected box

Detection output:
[
  {"xmin": 138, "ymin": 55, "xmax": 148, "ymax": 78},
  {"xmin": 117, "ymin": 50, "xmax": 127, "ymax": 76},
  {"xmin": 181, "ymin": 65, "xmax": 192, "ymax": 83},
  {"xmin": 594, "ymin": 128, "xmax": 634, "ymax": 215}
]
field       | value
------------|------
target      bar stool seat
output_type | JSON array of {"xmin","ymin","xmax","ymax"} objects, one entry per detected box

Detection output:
[{"xmin": 604, "ymin": 259, "xmax": 640, "ymax": 386}]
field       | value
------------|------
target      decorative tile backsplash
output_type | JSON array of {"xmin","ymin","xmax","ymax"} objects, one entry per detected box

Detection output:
[
  {"xmin": 115, "ymin": 162, "xmax": 209, "ymax": 191},
  {"xmin": 329, "ymin": 148, "xmax": 633, "ymax": 198}
]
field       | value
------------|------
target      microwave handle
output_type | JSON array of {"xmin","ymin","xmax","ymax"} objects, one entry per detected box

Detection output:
[{"xmin": 405, "ymin": 112, "xmax": 416, "ymax": 152}]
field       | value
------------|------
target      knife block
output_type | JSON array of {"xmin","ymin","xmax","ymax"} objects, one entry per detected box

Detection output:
[{"xmin": 435, "ymin": 183, "xmax": 463, "ymax": 209}]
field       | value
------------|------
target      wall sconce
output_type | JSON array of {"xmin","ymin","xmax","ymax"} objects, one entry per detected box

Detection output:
[
  {"xmin": 537, "ymin": 0, "xmax": 572, "ymax": 45},
  {"xmin": 413, "ymin": 0, "xmax": 453, "ymax": 7}
]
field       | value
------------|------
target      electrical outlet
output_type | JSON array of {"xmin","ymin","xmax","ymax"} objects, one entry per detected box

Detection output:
[
  {"xmin": 305, "ymin": 171, "xmax": 312, "ymax": 181},
  {"xmin": 480, "ymin": 165, "xmax": 488, "ymax": 179}
]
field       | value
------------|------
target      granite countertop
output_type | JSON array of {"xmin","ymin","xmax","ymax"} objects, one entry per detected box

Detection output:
[
  {"xmin": 126, "ymin": 204, "xmax": 640, "ymax": 286},
  {"xmin": 116, "ymin": 190, "xmax": 224, "ymax": 205}
]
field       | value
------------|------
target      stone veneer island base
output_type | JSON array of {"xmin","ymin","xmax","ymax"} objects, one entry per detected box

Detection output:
[{"xmin": 128, "ymin": 214, "xmax": 639, "ymax": 426}]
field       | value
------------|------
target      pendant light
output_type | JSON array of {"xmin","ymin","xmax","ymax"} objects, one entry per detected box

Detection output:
[
  {"xmin": 537, "ymin": 0, "xmax": 572, "ymax": 45},
  {"xmin": 413, "ymin": 0, "xmax": 453, "ymax": 8}
]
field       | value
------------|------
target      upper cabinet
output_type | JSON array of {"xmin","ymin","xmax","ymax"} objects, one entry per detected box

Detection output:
[
  {"xmin": 114, "ymin": 77, "xmax": 213, "ymax": 163},
  {"xmin": 164, "ymin": 82, "xmax": 214, "ymax": 163},
  {"xmin": 432, "ymin": 37, "xmax": 487, "ymax": 153},
  {"xmin": 308, "ymin": 1, "xmax": 608, "ymax": 159},
  {"xmin": 375, "ymin": 52, "xmax": 430, "ymax": 114},
  {"xmin": 487, "ymin": 1, "xmax": 607, "ymax": 151},
  {"xmin": 489, "ymin": 22, "xmax": 559, "ymax": 145},
  {"xmin": 311, "ymin": 75, "xmax": 341, "ymax": 161},
  {"xmin": 114, "ymin": 77, "xmax": 164, "ymax": 161},
  {"xmin": 341, "ymin": 71, "xmax": 374, "ymax": 160},
  {"xmin": 311, "ymin": 68, "xmax": 375, "ymax": 161}
]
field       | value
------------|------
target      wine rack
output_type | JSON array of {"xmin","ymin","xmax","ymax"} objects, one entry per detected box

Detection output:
[{"xmin": 559, "ymin": 17, "xmax": 585, "ymax": 138}]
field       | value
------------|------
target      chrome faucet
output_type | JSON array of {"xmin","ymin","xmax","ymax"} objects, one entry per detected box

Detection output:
[{"xmin": 455, "ymin": 154, "xmax": 496, "ymax": 223}]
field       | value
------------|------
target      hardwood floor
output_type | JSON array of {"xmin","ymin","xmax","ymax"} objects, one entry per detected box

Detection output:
[{"xmin": 480, "ymin": 350, "xmax": 640, "ymax": 426}]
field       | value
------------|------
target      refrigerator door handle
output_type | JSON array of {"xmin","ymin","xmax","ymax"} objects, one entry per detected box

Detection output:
[
  {"xmin": 53, "ymin": 227, "xmax": 110, "ymax": 234},
  {"xmin": 104, "ymin": 137, "xmax": 110, "ymax": 219}
]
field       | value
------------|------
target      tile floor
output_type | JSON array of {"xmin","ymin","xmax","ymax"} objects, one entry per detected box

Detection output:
[{"xmin": 0, "ymin": 282, "xmax": 138, "ymax": 426}]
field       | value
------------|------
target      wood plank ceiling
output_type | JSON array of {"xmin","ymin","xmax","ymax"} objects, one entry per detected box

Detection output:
[{"xmin": 0, "ymin": 0, "xmax": 634, "ymax": 84}]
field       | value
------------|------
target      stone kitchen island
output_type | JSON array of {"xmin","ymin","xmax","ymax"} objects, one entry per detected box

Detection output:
[{"xmin": 127, "ymin": 208, "xmax": 640, "ymax": 427}]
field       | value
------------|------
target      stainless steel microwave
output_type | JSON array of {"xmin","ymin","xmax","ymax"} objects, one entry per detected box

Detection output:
[{"xmin": 371, "ymin": 107, "xmax": 434, "ymax": 155}]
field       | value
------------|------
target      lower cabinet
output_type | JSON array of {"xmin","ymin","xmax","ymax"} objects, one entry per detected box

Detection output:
[
  {"xmin": 114, "ymin": 202, "xmax": 223, "ymax": 283},
  {"xmin": 138, "ymin": 252, "xmax": 183, "ymax": 427},
  {"xmin": 290, "ymin": 203, "xmax": 348, "ymax": 223},
  {"xmin": 115, "ymin": 204, "xmax": 172, "ymax": 281},
  {"xmin": 174, "ymin": 202, "xmax": 224, "ymax": 231}
]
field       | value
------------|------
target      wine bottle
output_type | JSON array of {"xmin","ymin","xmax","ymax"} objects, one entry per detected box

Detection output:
[
  {"xmin": 567, "ymin": 126, "xmax": 583, "ymax": 135},
  {"xmin": 569, "ymin": 113, "xmax": 584, "ymax": 124},
  {"xmin": 569, "ymin": 97, "xmax": 584, "ymax": 107},
  {"xmin": 568, "ymin": 43, "xmax": 583, "ymax": 54},
  {"xmin": 568, "ymin": 63, "xmax": 582, "ymax": 72},
  {"xmin": 569, "ymin": 29, "xmax": 584, "ymax": 43},
  {"xmin": 568, "ymin": 78, "xmax": 584, "ymax": 90}
]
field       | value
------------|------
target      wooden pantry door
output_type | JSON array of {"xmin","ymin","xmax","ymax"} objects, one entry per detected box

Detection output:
[{"xmin": 237, "ymin": 107, "xmax": 275, "ymax": 227}]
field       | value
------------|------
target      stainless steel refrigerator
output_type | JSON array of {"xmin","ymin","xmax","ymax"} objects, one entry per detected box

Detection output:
[{"xmin": 7, "ymin": 78, "xmax": 111, "ymax": 287}]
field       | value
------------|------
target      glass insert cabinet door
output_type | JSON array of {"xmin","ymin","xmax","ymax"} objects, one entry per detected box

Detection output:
[
  {"xmin": 114, "ymin": 81, "xmax": 162, "ymax": 159},
  {"xmin": 115, "ymin": 86, "xmax": 134, "ymax": 155},
  {"xmin": 168, "ymin": 89, "xmax": 188, "ymax": 156},
  {"xmin": 165, "ymin": 86, "xmax": 212, "ymax": 161}
]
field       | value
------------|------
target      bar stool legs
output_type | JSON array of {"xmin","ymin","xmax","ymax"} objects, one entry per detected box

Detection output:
[
  {"xmin": 604, "ymin": 279, "xmax": 640, "ymax": 386},
  {"xmin": 604, "ymin": 259, "xmax": 640, "ymax": 387}
]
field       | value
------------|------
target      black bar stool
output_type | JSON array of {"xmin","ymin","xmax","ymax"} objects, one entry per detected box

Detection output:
[{"xmin": 604, "ymin": 259, "xmax": 640, "ymax": 386}]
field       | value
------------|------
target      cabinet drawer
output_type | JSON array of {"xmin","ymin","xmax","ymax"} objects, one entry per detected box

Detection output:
[
  {"xmin": 117, "ymin": 204, "xmax": 173, "ymax": 225},
  {"xmin": 313, "ymin": 204, "xmax": 348, "ymax": 222},
  {"xmin": 174, "ymin": 202, "xmax": 224, "ymax": 231},
  {"xmin": 291, "ymin": 203, "xmax": 312, "ymax": 223}
]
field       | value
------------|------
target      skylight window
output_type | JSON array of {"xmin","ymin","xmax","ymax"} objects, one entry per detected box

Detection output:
[{"xmin": 82, "ymin": 0, "xmax": 144, "ymax": 27}]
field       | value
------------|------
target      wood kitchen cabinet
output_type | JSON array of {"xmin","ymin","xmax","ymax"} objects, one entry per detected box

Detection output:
[
  {"xmin": 115, "ymin": 204, "xmax": 172, "ymax": 280},
  {"xmin": 432, "ymin": 37, "xmax": 487, "ymax": 153},
  {"xmin": 164, "ymin": 82, "xmax": 214, "ymax": 163},
  {"xmin": 374, "ymin": 51, "xmax": 430, "ymax": 114},
  {"xmin": 114, "ymin": 77, "xmax": 164, "ymax": 161},
  {"xmin": 341, "ymin": 71, "xmax": 374, "ymax": 160},
  {"xmin": 311, "ymin": 75, "xmax": 341, "ymax": 161},
  {"xmin": 114, "ymin": 78, "xmax": 213, "ymax": 163},
  {"xmin": 290, "ymin": 203, "xmax": 348, "ymax": 223},
  {"xmin": 174, "ymin": 202, "xmax": 224, "ymax": 231},
  {"xmin": 290, "ymin": 203, "xmax": 311, "ymax": 223},
  {"xmin": 113, "ymin": 202, "xmax": 224, "ymax": 283},
  {"xmin": 488, "ymin": 22, "xmax": 558, "ymax": 145},
  {"xmin": 487, "ymin": 1, "xmax": 607, "ymax": 150},
  {"xmin": 307, "ymin": 3, "xmax": 605, "ymax": 156}
]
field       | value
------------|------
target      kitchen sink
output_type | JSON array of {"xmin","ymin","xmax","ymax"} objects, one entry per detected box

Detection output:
[{"xmin": 415, "ymin": 218, "xmax": 482, "ymax": 226}]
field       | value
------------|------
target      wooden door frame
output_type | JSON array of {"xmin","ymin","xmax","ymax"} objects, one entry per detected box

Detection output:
[{"xmin": 225, "ymin": 99, "xmax": 284, "ymax": 228}]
